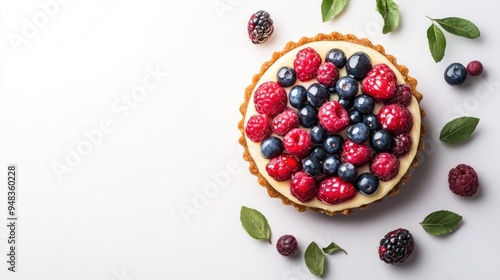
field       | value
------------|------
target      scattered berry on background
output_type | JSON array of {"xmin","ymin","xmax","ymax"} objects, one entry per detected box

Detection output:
[
  {"xmin": 283, "ymin": 128, "xmax": 313, "ymax": 158},
  {"xmin": 323, "ymin": 134, "xmax": 344, "ymax": 154},
  {"xmin": 349, "ymin": 110, "xmax": 363, "ymax": 124},
  {"xmin": 289, "ymin": 85, "xmax": 308, "ymax": 109},
  {"xmin": 448, "ymin": 164, "xmax": 479, "ymax": 197},
  {"xmin": 253, "ymin": 81, "xmax": 288, "ymax": 117},
  {"xmin": 355, "ymin": 172, "xmax": 380, "ymax": 195},
  {"xmin": 307, "ymin": 83, "xmax": 330, "ymax": 108},
  {"xmin": 316, "ymin": 62, "xmax": 339, "ymax": 88},
  {"xmin": 276, "ymin": 66, "xmax": 297, "ymax": 87},
  {"xmin": 362, "ymin": 113, "xmax": 381, "ymax": 131},
  {"xmin": 362, "ymin": 63, "xmax": 397, "ymax": 101},
  {"xmin": 353, "ymin": 94, "xmax": 375, "ymax": 114},
  {"xmin": 337, "ymin": 162, "xmax": 357, "ymax": 182},
  {"xmin": 370, "ymin": 129, "xmax": 393, "ymax": 152},
  {"xmin": 341, "ymin": 140, "xmax": 371, "ymax": 167},
  {"xmin": 377, "ymin": 104, "xmax": 413, "ymax": 134},
  {"xmin": 378, "ymin": 228, "xmax": 415, "ymax": 264},
  {"xmin": 318, "ymin": 100, "xmax": 350, "ymax": 133},
  {"xmin": 391, "ymin": 133, "xmax": 412, "ymax": 157},
  {"xmin": 466, "ymin": 60, "xmax": 483, "ymax": 76},
  {"xmin": 385, "ymin": 84, "xmax": 412, "ymax": 107},
  {"xmin": 245, "ymin": 114, "xmax": 272, "ymax": 142},
  {"xmin": 310, "ymin": 125, "xmax": 327, "ymax": 144},
  {"xmin": 444, "ymin": 62, "xmax": 467, "ymax": 86},
  {"xmin": 260, "ymin": 137, "xmax": 284, "ymax": 159},
  {"xmin": 323, "ymin": 155, "xmax": 341, "ymax": 176},
  {"xmin": 335, "ymin": 75, "xmax": 359, "ymax": 100},
  {"xmin": 276, "ymin": 234, "xmax": 298, "ymax": 256},
  {"xmin": 347, "ymin": 122, "xmax": 370, "ymax": 144},
  {"xmin": 247, "ymin": 10, "xmax": 274, "ymax": 44},
  {"xmin": 302, "ymin": 156, "xmax": 323, "ymax": 177},
  {"xmin": 309, "ymin": 146, "xmax": 328, "ymax": 161},
  {"xmin": 272, "ymin": 109, "xmax": 299, "ymax": 136},
  {"xmin": 290, "ymin": 171, "xmax": 317, "ymax": 202},
  {"xmin": 325, "ymin": 48, "xmax": 347, "ymax": 69},
  {"xmin": 297, "ymin": 103, "xmax": 318, "ymax": 128},
  {"xmin": 294, "ymin": 47, "xmax": 322, "ymax": 82},
  {"xmin": 317, "ymin": 176, "xmax": 357, "ymax": 205},
  {"xmin": 370, "ymin": 152, "xmax": 399, "ymax": 181},
  {"xmin": 346, "ymin": 51, "xmax": 372, "ymax": 80},
  {"xmin": 265, "ymin": 154, "xmax": 301, "ymax": 182}
]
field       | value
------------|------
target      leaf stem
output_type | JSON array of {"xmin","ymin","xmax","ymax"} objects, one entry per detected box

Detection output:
[{"xmin": 426, "ymin": 15, "xmax": 434, "ymax": 22}]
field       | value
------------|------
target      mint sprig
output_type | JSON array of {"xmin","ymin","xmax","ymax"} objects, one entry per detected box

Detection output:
[
  {"xmin": 305, "ymin": 242, "xmax": 325, "ymax": 277},
  {"xmin": 439, "ymin": 116, "xmax": 480, "ymax": 144},
  {"xmin": 420, "ymin": 210, "xmax": 463, "ymax": 236}
]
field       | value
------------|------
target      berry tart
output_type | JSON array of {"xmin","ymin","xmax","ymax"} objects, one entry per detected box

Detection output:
[{"xmin": 238, "ymin": 32, "xmax": 425, "ymax": 215}]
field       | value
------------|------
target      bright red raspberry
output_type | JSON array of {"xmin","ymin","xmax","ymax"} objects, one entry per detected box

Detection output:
[
  {"xmin": 293, "ymin": 47, "xmax": 322, "ymax": 82},
  {"xmin": 370, "ymin": 153, "xmax": 399, "ymax": 181},
  {"xmin": 466, "ymin": 60, "xmax": 483, "ymax": 76},
  {"xmin": 318, "ymin": 100, "xmax": 350, "ymax": 133},
  {"xmin": 245, "ymin": 114, "xmax": 272, "ymax": 142},
  {"xmin": 290, "ymin": 171, "xmax": 317, "ymax": 202},
  {"xmin": 317, "ymin": 177, "xmax": 357, "ymax": 205},
  {"xmin": 253, "ymin": 81, "xmax": 288, "ymax": 117},
  {"xmin": 316, "ymin": 62, "xmax": 339, "ymax": 88},
  {"xmin": 448, "ymin": 164, "xmax": 479, "ymax": 197},
  {"xmin": 362, "ymin": 63, "xmax": 396, "ymax": 101},
  {"xmin": 272, "ymin": 109, "xmax": 299, "ymax": 136},
  {"xmin": 283, "ymin": 128, "xmax": 312, "ymax": 158},
  {"xmin": 391, "ymin": 133, "xmax": 412, "ymax": 157},
  {"xmin": 377, "ymin": 104, "xmax": 413, "ymax": 134},
  {"xmin": 265, "ymin": 154, "xmax": 302, "ymax": 182},
  {"xmin": 384, "ymin": 84, "xmax": 412, "ymax": 107},
  {"xmin": 341, "ymin": 140, "xmax": 371, "ymax": 167}
]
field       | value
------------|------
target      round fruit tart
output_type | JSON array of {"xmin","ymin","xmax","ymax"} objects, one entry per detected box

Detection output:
[{"xmin": 238, "ymin": 32, "xmax": 425, "ymax": 215}]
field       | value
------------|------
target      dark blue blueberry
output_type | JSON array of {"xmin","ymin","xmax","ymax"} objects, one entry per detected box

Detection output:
[
  {"xmin": 302, "ymin": 156, "xmax": 323, "ymax": 177},
  {"xmin": 276, "ymin": 66, "xmax": 297, "ymax": 87},
  {"xmin": 260, "ymin": 137, "xmax": 284, "ymax": 159},
  {"xmin": 370, "ymin": 129, "xmax": 393, "ymax": 152},
  {"xmin": 346, "ymin": 52, "xmax": 372, "ymax": 80},
  {"xmin": 363, "ymin": 113, "xmax": 380, "ymax": 131},
  {"xmin": 307, "ymin": 83, "xmax": 330, "ymax": 108},
  {"xmin": 328, "ymin": 86, "xmax": 337, "ymax": 94},
  {"xmin": 349, "ymin": 110, "xmax": 363, "ymax": 124},
  {"xmin": 335, "ymin": 76, "xmax": 359, "ymax": 100},
  {"xmin": 323, "ymin": 155, "xmax": 341, "ymax": 176},
  {"xmin": 323, "ymin": 134, "xmax": 344, "ymax": 154},
  {"xmin": 338, "ymin": 97, "xmax": 353, "ymax": 110},
  {"xmin": 289, "ymin": 85, "xmax": 307, "ymax": 108},
  {"xmin": 353, "ymin": 94, "xmax": 375, "ymax": 114},
  {"xmin": 309, "ymin": 146, "xmax": 327, "ymax": 161},
  {"xmin": 338, "ymin": 163, "xmax": 357, "ymax": 182},
  {"xmin": 444, "ymin": 62, "xmax": 467, "ymax": 85},
  {"xmin": 325, "ymin": 48, "xmax": 347, "ymax": 69},
  {"xmin": 347, "ymin": 123, "xmax": 370, "ymax": 144},
  {"xmin": 310, "ymin": 125, "xmax": 327, "ymax": 144},
  {"xmin": 297, "ymin": 103, "xmax": 318, "ymax": 128},
  {"xmin": 355, "ymin": 173, "xmax": 380, "ymax": 195}
]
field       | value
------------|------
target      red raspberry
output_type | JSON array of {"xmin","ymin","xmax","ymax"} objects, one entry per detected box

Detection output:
[
  {"xmin": 466, "ymin": 60, "xmax": 483, "ymax": 76},
  {"xmin": 276, "ymin": 235, "xmax": 298, "ymax": 256},
  {"xmin": 316, "ymin": 62, "xmax": 339, "ymax": 88},
  {"xmin": 318, "ymin": 100, "xmax": 350, "ymax": 133},
  {"xmin": 362, "ymin": 63, "xmax": 396, "ymax": 101},
  {"xmin": 370, "ymin": 153, "xmax": 399, "ymax": 181},
  {"xmin": 377, "ymin": 104, "xmax": 413, "ymax": 134},
  {"xmin": 341, "ymin": 140, "xmax": 371, "ymax": 167},
  {"xmin": 448, "ymin": 164, "xmax": 479, "ymax": 197},
  {"xmin": 253, "ymin": 81, "xmax": 288, "ymax": 117},
  {"xmin": 317, "ymin": 177, "xmax": 357, "ymax": 205},
  {"xmin": 272, "ymin": 109, "xmax": 299, "ymax": 136},
  {"xmin": 384, "ymin": 84, "xmax": 412, "ymax": 107},
  {"xmin": 265, "ymin": 154, "xmax": 302, "ymax": 182},
  {"xmin": 293, "ymin": 47, "xmax": 322, "ymax": 82},
  {"xmin": 391, "ymin": 133, "xmax": 412, "ymax": 157},
  {"xmin": 245, "ymin": 114, "xmax": 272, "ymax": 142},
  {"xmin": 290, "ymin": 171, "xmax": 317, "ymax": 202},
  {"xmin": 283, "ymin": 128, "xmax": 312, "ymax": 158}
]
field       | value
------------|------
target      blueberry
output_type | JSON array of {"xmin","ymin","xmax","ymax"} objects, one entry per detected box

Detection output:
[
  {"xmin": 338, "ymin": 163, "xmax": 357, "ymax": 182},
  {"xmin": 355, "ymin": 173, "xmax": 380, "ymax": 195},
  {"xmin": 276, "ymin": 66, "xmax": 297, "ymax": 87},
  {"xmin": 323, "ymin": 155, "xmax": 341, "ymax": 176},
  {"xmin": 327, "ymin": 86, "xmax": 337, "ymax": 94},
  {"xmin": 307, "ymin": 83, "xmax": 330, "ymax": 107},
  {"xmin": 353, "ymin": 94, "xmax": 375, "ymax": 114},
  {"xmin": 349, "ymin": 110, "xmax": 363, "ymax": 124},
  {"xmin": 338, "ymin": 97, "xmax": 354, "ymax": 110},
  {"xmin": 363, "ymin": 113, "xmax": 380, "ymax": 131},
  {"xmin": 310, "ymin": 125, "xmax": 327, "ymax": 144},
  {"xmin": 297, "ymin": 103, "xmax": 318, "ymax": 128},
  {"xmin": 325, "ymin": 48, "xmax": 347, "ymax": 69},
  {"xmin": 346, "ymin": 52, "xmax": 372, "ymax": 80},
  {"xmin": 444, "ymin": 62, "xmax": 467, "ymax": 85},
  {"xmin": 289, "ymin": 85, "xmax": 307, "ymax": 108},
  {"xmin": 335, "ymin": 76, "xmax": 359, "ymax": 100},
  {"xmin": 302, "ymin": 156, "xmax": 323, "ymax": 177},
  {"xmin": 260, "ymin": 137, "xmax": 284, "ymax": 159},
  {"xmin": 323, "ymin": 134, "xmax": 344, "ymax": 154},
  {"xmin": 347, "ymin": 122, "xmax": 370, "ymax": 144},
  {"xmin": 370, "ymin": 129, "xmax": 393, "ymax": 152},
  {"xmin": 309, "ymin": 146, "xmax": 327, "ymax": 161}
]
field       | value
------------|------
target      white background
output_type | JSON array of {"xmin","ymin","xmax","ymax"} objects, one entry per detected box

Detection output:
[{"xmin": 0, "ymin": 0, "xmax": 499, "ymax": 279}]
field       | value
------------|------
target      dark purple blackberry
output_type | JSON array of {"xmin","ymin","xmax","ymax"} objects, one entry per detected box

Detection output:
[
  {"xmin": 247, "ymin": 10, "xmax": 274, "ymax": 44},
  {"xmin": 378, "ymin": 228, "xmax": 415, "ymax": 264},
  {"xmin": 276, "ymin": 235, "xmax": 298, "ymax": 256}
]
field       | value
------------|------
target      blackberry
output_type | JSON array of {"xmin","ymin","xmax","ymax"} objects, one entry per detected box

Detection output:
[
  {"xmin": 247, "ymin": 10, "xmax": 274, "ymax": 44},
  {"xmin": 378, "ymin": 228, "xmax": 415, "ymax": 264}
]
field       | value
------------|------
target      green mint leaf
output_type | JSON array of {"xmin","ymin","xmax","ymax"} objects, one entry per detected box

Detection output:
[
  {"xmin": 322, "ymin": 242, "xmax": 347, "ymax": 255},
  {"xmin": 420, "ymin": 210, "xmax": 463, "ymax": 236},
  {"xmin": 305, "ymin": 242, "xmax": 325, "ymax": 277},
  {"xmin": 435, "ymin": 17, "xmax": 480, "ymax": 39},
  {"xmin": 321, "ymin": 0, "xmax": 348, "ymax": 22},
  {"xmin": 427, "ymin": 23, "xmax": 446, "ymax": 62},
  {"xmin": 240, "ymin": 206, "xmax": 271, "ymax": 243},
  {"xmin": 376, "ymin": 0, "xmax": 400, "ymax": 34},
  {"xmin": 439, "ymin": 116, "xmax": 480, "ymax": 144}
]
